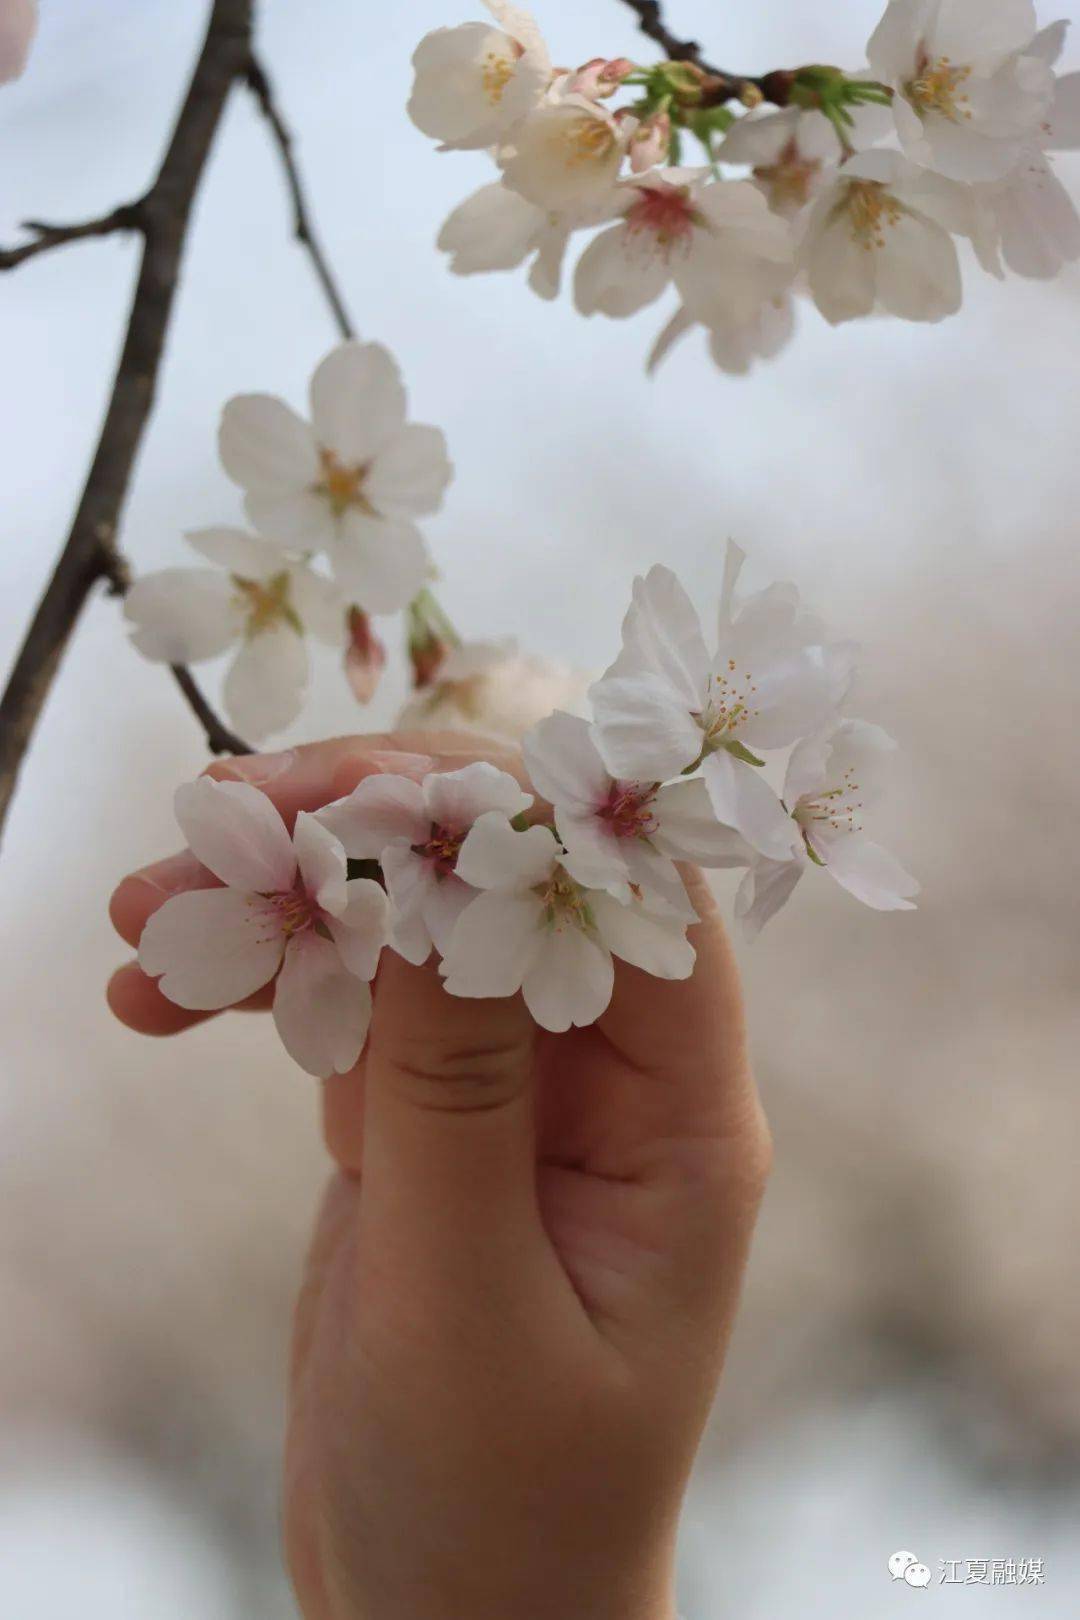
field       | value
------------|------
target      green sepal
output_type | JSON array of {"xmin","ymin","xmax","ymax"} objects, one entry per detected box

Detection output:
[
  {"xmin": 805, "ymin": 841, "xmax": 827, "ymax": 868},
  {"xmin": 722, "ymin": 738, "xmax": 766, "ymax": 768}
]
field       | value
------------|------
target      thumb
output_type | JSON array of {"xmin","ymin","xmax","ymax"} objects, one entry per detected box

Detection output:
[{"xmin": 358, "ymin": 950, "xmax": 540, "ymax": 1260}]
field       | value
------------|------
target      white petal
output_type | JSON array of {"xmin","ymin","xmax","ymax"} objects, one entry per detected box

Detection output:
[
  {"xmin": 223, "ymin": 623, "xmax": 308, "ymax": 742},
  {"xmin": 379, "ymin": 843, "xmax": 437, "ymax": 965},
  {"xmin": 138, "ymin": 887, "xmax": 284, "ymax": 1009},
  {"xmin": 317, "ymin": 776, "xmax": 427, "ymax": 858},
  {"xmin": 219, "ymin": 394, "xmax": 319, "ymax": 494},
  {"xmin": 424, "ymin": 761, "xmax": 532, "ymax": 830},
  {"xmin": 124, "ymin": 569, "xmax": 241, "ymax": 664},
  {"xmin": 245, "ymin": 488, "xmax": 337, "ymax": 552},
  {"xmin": 174, "ymin": 776, "xmax": 297, "ymax": 892},
  {"xmin": 1049, "ymin": 71, "xmax": 1080, "ymax": 148},
  {"xmin": 866, "ymin": 0, "xmax": 926, "ymax": 81},
  {"xmin": 718, "ymin": 107, "xmax": 801, "ymax": 167},
  {"xmin": 528, "ymin": 221, "xmax": 572, "ymax": 299},
  {"xmin": 521, "ymin": 925, "xmax": 614, "ymax": 1032},
  {"xmin": 609, "ymin": 564, "xmax": 712, "ymax": 700},
  {"xmin": 272, "ymin": 933, "xmax": 373, "ymax": 1078},
  {"xmin": 328, "ymin": 878, "xmax": 390, "ymax": 979},
  {"xmin": 455, "ymin": 812, "xmax": 556, "ymax": 892},
  {"xmin": 423, "ymin": 873, "xmax": 476, "ymax": 957},
  {"xmin": 329, "ymin": 512, "xmax": 430, "ymax": 615},
  {"xmin": 589, "ymin": 671, "xmax": 703, "ymax": 782},
  {"xmin": 875, "ymin": 210, "xmax": 961, "ymax": 322},
  {"xmin": 573, "ymin": 222, "xmax": 671, "ymax": 318},
  {"xmin": 365, "ymin": 424, "xmax": 452, "ymax": 519},
  {"xmin": 646, "ymin": 305, "xmax": 696, "ymax": 373},
  {"xmin": 785, "ymin": 719, "xmax": 897, "ymax": 810},
  {"xmin": 287, "ymin": 564, "xmax": 347, "ymax": 646},
  {"xmin": 0, "ymin": 0, "xmax": 37, "ymax": 84},
  {"xmin": 702, "ymin": 750, "xmax": 799, "ymax": 863},
  {"xmin": 409, "ymin": 22, "xmax": 546, "ymax": 149},
  {"xmin": 652, "ymin": 777, "xmax": 753, "ymax": 868},
  {"xmin": 591, "ymin": 892, "xmax": 695, "ymax": 979},
  {"xmin": 309, "ymin": 341, "xmax": 405, "ymax": 466},
  {"xmin": 735, "ymin": 856, "xmax": 804, "ymax": 942},
  {"xmin": 438, "ymin": 181, "xmax": 544, "ymax": 273},
  {"xmin": 184, "ymin": 526, "xmax": 287, "ymax": 580},
  {"xmin": 522, "ymin": 711, "xmax": 608, "ymax": 812},
  {"xmin": 440, "ymin": 889, "xmax": 544, "ymax": 997},
  {"xmin": 802, "ymin": 207, "xmax": 877, "ymax": 325},
  {"xmin": 293, "ymin": 811, "xmax": 348, "ymax": 915},
  {"xmin": 500, "ymin": 101, "xmax": 625, "ymax": 211},
  {"xmin": 822, "ymin": 834, "xmax": 919, "ymax": 911},
  {"xmin": 929, "ymin": 0, "xmax": 1037, "ymax": 66}
]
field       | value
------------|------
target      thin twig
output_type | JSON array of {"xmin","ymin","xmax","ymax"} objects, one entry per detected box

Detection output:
[
  {"xmin": 0, "ymin": 0, "xmax": 255, "ymax": 843},
  {"xmin": 618, "ymin": 0, "xmax": 795, "ymax": 106},
  {"xmin": 0, "ymin": 204, "xmax": 144, "ymax": 271},
  {"xmin": 169, "ymin": 666, "xmax": 250, "ymax": 755},
  {"xmin": 244, "ymin": 56, "xmax": 356, "ymax": 341}
]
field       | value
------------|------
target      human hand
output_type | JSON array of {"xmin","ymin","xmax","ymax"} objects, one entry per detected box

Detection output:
[{"xmin": 107, "ymin": 733, "xmax": 772, "ymax": 1620}]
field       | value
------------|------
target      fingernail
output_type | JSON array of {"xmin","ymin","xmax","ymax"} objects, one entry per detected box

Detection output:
[
  {"xmin": 133, "ymin": 849, "xmax": 211, "ymax": 897},
  {"xmin": 213, "ymin": 748, "xmax": 298, "ymax": 785},
  {"xmin": 367, "ymin": 751, "xmax": 436, "ymax": 780}
]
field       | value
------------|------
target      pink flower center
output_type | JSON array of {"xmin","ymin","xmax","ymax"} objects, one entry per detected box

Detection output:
[
  {"xmin": 412, "ymin": 822, "xmax": 464, "ymax": 877},
  {"xmin": 269, "ymin": 884, "xmax": 320, "ymax": 937},
  {"xmin": 595, "ymin": 782, "xmax": 658, "ymax": 840},
  {"xmin": 625, "ymin": 185, "xmax": 697, "ymax": 254}
]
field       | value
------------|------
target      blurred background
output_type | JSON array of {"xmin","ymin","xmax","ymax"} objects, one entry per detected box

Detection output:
[{"xmin": 2, "ymin": 0, "xmax": 1079, "ymax": 1614}]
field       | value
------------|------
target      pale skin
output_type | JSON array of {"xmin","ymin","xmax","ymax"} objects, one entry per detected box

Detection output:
[{"xmin": 107, "ymin": 732, "xmax": 772, "ymax": 1620}]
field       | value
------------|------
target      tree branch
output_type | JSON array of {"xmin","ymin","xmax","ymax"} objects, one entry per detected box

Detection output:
[
  {"xmin": 0, "ymin": 204, "xmax": 144, "ymax": 271},
  {"xmin": 618, "ymin": 0, "xmax": 795, "ymax": 106},
  {"xmin": 0, "ymin": 0, "xmax": 255, "ymax": 844},
  {"xmin": 243, "ymin": 55, "xmax": 356, "ymax": 341},
  {"xmin": 169, "ymin": 665, "xmax": 250, "ymax": 755}
]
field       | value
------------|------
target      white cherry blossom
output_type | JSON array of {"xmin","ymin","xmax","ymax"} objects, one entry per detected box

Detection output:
[
  {"xmin": 799, "ymin": 149, "xmax": 975, "ymax": 324},
  {"xmin": 0, "ymin": 0, "xmax": 36, "ymax": 84},
  {"xmin": 718, "ymin": 107, "xmax": 846, "ymax": 219},
  {"xmin": 734, "ymin": 719, "xmax": 919, "ymax": 939},
  {"xmin": 408, "ymin": 2, "xmax": 551, "ymax": 151},
  {"xmin": 646, "ymin": 295, "xmax": 796, "ymax": 376},
  {"xmin": 499, "ymin": 93, "xmax": 634, "ymax": 211},
  {"xmin": 437, "ymin": 180, "xmax": 610, "ymax": 299},
  {"xmin": 397, "ymin": 640, "xmax": 591, "ymax": 742},
  {"xmin": 124, "ymin": 528, "xmax": 345, "ymax": 741},
  {"xmin": 317, "ymin": 762, "xmax": 532, "ymax": 966},
  {"xmin": 440, "ymin": 811, "xmax": 696, "ymax": 1032},
  {"xmin": 867, "ymin": 0, "xmax": 1054, "ymax": 181},
  {"xmin": 589, "ymin": 558, "xmax": 837, "ymax": 862},
  {"xmin": 522, "ymin": 710, "xmax": 743, "ymax": 913},
  {"xmin": 138, "ymin": 778, "xmax": 389, "ymax": 1077},
  {"xmin": 574, "ymin": 169, "xmax": 793, "ymax": 327},
  {"xmin": 218, "ymin": 341, "xmax": 450, "ymax": 614}
]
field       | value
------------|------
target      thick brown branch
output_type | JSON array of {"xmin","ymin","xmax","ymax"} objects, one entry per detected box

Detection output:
[
  {"xmin": 0, "ymin": 0, "xmax": 255, "ymax": 842},
  {"xmin": 244, "ymin": 56, "xmax": 356, "ymax": 341}
]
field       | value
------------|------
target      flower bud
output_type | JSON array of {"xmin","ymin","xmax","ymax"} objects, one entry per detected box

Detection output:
[
  {"xmin": 344, "ymin": 607, "xmax": 387, "ymax": 704},
  {"xmin": 567, "ymin": 55, "xmax": 635, "ymax": 98},
  {"xmin": 408, "ymin": 625, "xmax": 451, "ymax": 690},
  {"xmin": 629, "ymin": 110, "xmax": 672, "ymax": 173}
]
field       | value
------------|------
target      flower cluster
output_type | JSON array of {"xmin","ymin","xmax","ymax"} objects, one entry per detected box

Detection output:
[
  {"xmin": 412, "ymin": 0, "xmax": 1080, "ymax": 371},
  {"xmin": 139, "ymin": 544, "xmax": 916, "ymax": 1076},
  {"xmin": 124, "ymin": 341, "xmax": 452, "ymax": 740}
]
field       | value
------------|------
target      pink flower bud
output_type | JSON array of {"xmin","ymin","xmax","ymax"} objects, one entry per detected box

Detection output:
[
  {"xmin": 344, "ymin": 607, "xmax": 387, "ymax": 705},
  {"xmin": 567, "ymin": 55, "xmax": 635, "ymax": 99},
  {"xmin": 629, "ymin": 111, "xmax": 672, "ymax": 173}
]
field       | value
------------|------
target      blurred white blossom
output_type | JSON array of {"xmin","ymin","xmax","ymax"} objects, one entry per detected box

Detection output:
[{"xmin": 408, "ymin": 0, "xmax": 550, "ymax": 150}]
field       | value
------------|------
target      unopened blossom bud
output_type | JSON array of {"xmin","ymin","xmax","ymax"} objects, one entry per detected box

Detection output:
[
  {"xmin": 629, "ymin": 111, "xmax": 672, "ymax": 173},
  {"xmin": 409, "ymin": 626, "xmax": 450, "ymax": 690},
  {"xmin": 567, "ymin": 55, "xmax": 635, "ymax": 98},
  {"xmin": 344, "ymin": 606, "xmax": 387, "ymax": 704}
]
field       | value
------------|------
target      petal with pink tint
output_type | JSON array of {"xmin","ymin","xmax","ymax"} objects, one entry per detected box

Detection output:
[
  {"xmin": 138, "ymin": 887, "xmax": 284, "ymax": 1009},
  {"xmin": 174, "ymin": 777, "xmax": 297, "ymax": 893},
  {"xmin": 272, "ymin": 932, "xmax": 373, "ymax": 1078}
]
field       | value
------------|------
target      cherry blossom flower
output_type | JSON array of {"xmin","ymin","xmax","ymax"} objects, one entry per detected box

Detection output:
[
  {"xmin": 499, "ymin": 93, "xmax": 634, "ymax": 211},
  {"xmin": 522, "ymin": 710, "xmax": 744, "ymax": 913},
  {"xmin": 646, "ymin": 295, "xmax": 796, "ymax": 376},
  {"xmin": 318, "ymin": 762, "xmax": 532, "ymax": 966},
  {"xmin": 440, "ymin": 811, "xmax": 696, "ymax": 1032},
  {"xmin": 867, "ymin": 0, "xmax": 1055, "ymax": 181},
  {"xmin": 397, "ymin": 640, "xmax": 591, "ymax": 742},
  {"xmin": 734, "ymin": 719, "xmax": 919, "ymax": 939},
  {"xmin": 124, "ymin": 528, "xmax": 345, "ymax": 741},
  {"xmin": 437, "ymin": 180, "xmax": 612, "ymax": 299},
  {"xmin": 138, "ymin": 778, "xmax": 388, "ymax": 1077},
  {"xmin": 0, "ymin": 0, "xmax": 36, "ymax": 84},
  {"xmin": 718, "ymin": 107, "xmax": 846, "ymax": 219},
  {"xmin": 408, "ymin": 1, "xmax": 551, "ymax": 151},
  {"xmin": 967, "ymin": 24, "xmax": 1080, "ymax": 278},
  {"xmin": 589, "ymin": 560, "xmax": 838, "ymax": 862},
  {"xmin": 574, "ymin": 169, "xmax": 794, "ymax": 326},
  {"xmin": 799, "ymin": 149, "xmax": 976, "ymax": 323},
  {"xmin": 218, "ymin": 341, "xmax": 450, "ymax": 614}
]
